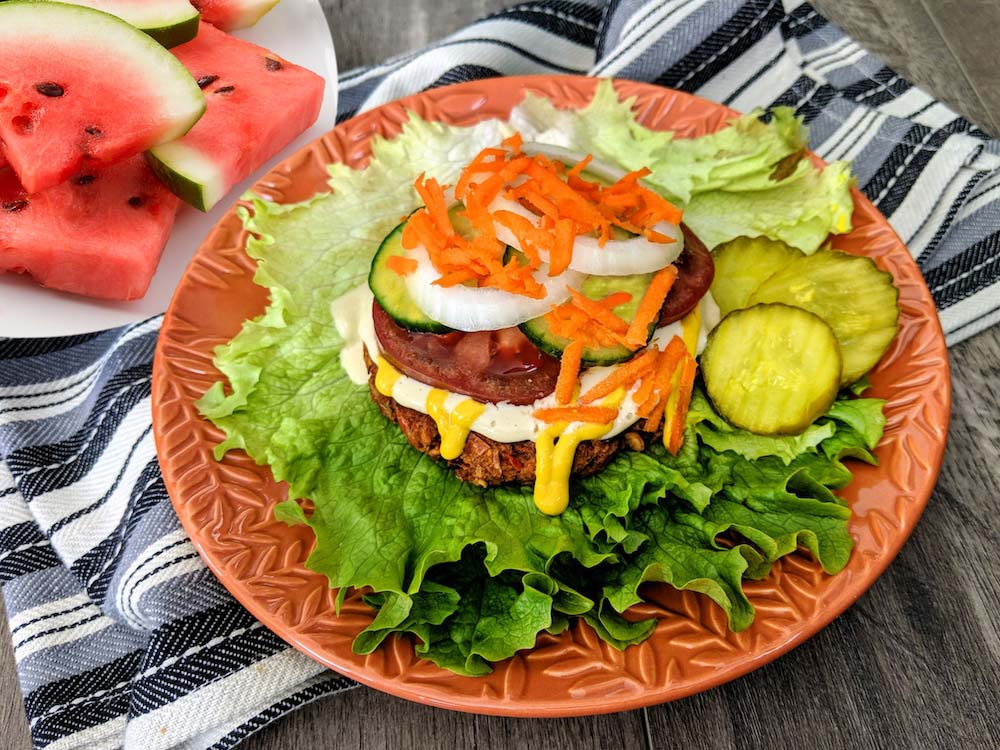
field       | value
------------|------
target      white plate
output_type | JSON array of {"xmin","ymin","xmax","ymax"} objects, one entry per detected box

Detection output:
[{"xmin": 0, "ymin": 0, "xmax": 339, "ymax": 338}]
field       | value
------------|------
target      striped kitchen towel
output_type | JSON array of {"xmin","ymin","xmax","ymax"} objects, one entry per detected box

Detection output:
[{"xmin": 2, "ymin": 1, "xmax": 998, "ymax": 748}]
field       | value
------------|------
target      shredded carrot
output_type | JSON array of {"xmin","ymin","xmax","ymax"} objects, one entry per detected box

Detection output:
[
  {"xmin": 599, "ymin": 292, "xmax": 633, "ymax": 309},
  {"xmin": 468, "ymin": 171, "xmax": 506, "ymax": 206},
  {"xmin": 506, "ymin": 180, "xmax": 557, "ymax": 216},
  {"xmin": 653, "ymin": 336, "xmax": 687, "ymax": 394},
  {"xmin": 632, "ymin": 372, "xmax": 656, "ymax": 413},
  {"xmin": 639, "ymin": 337, "xmax": 686, "ymax": 431},
  {"xmin": 580, "ymin": 348, "xmax": 658, "ymax": 404},
  {"xmin": 551, "ymin": 219, "xmax": 575, "ymax": 276},
  {"xmin": 501, "ymin": 132, "xmax": 523, "ymax": 152},
  {"xmin": 462, "ymin": 191, "xmax": 497, "ymax": 241},
  {"xmin": 566, "ymin": 154, "xmax": 593, "ymax": 181},
  {"xmin": 555, "ymin": 340, "xmax": 584, "ymax": 405},
  {"xmin": 635, "ymin": 185, "xmax": 683, "ymax": 225},
  {"xmin": 666, "ymin": 354, "xmax": 698, "ymax": 454},
  {"xmin": 413, "ymin": 175, "xmax": 451, "ymax": 234},
  {"xmin": 525, "ymin": 160, "xmax": 607, "ymax": 231},
  {"xmin": 385, "ymin": 255, "xmax": 417, "ymax": 276},
  {"xmin": 567, "ymin": 288, "xmax": 628, "ymax": 334},
  {"xmin": 401, "ymin": 137, "xmax": 685, "ymax": 307},
  {"xmin": 455, "ymin": 146, "xmax": 520, "ymax": 200},
  {"xmin": 546, "ymin": 302, "xmax": 622, "ymax": 350},
  {"xmin": 638, "ymin": 396, "xmax": 663, "ymax": 428},
  {"xmin": 533, "ymin": 406, "xmax": 618, "ymax": 424},
  {"xmin": 493, "ymin": 210, "xmax": 548, "ymax": 267},
  {"xmin": 401, "ymin": 210, "xmax": 440, "ymax": 253},
  {"xmin": 601, "ymin": 193, "xmax": 642, "ymax": 209},
  {"xmin": 644, "ymin": 229, "xmax": 675, "ymax": 244},
  {"xmin": 625, "ymin": 265, "xmax": 678, "ymax": 347}
]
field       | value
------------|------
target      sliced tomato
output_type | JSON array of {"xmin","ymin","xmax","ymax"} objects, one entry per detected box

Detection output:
[
  {"xmin": 658, "ymin": 224, "xmax": 715, "ymax": 325},
  {"xmin": 373, "ymin": 301, "xmax": 559, "ymax": 405}
]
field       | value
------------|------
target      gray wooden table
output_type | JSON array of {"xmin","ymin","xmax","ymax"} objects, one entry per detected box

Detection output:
[{"xmin": 3, "ymin": 1, "xmax": 999, "ymax": 748}]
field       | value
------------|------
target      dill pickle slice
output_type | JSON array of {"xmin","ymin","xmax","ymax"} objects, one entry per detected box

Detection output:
[
  {"xmin": 747, "ymin": 249, "xmax": 899, "ymax": 384},
  {"xmin": 701, "ymin": 304, "xmax": 841, "ymax": 435},
  {"xmin": 709, "ymin": 236, "xmax": 804, "ymax": 316}
]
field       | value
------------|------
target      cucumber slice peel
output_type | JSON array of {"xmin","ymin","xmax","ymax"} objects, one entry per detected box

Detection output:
[{"xmin": 368, "ymin": 218, "xmax": 453, "ymax": 334}]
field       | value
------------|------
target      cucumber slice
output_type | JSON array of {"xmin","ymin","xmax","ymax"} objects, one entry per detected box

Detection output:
[
  {"xmin": 701, "ymin": 304, "xmax": 841, "ymax": 435},
  {"xmin": 368, "ymin": 218, "xmax": 452, "ymax": 334},
  {"xmin": 519, "ymin": 271, "xmax": 655, "ymax": 366},
  {"xmin": 710, "ymin": 236, "xmax": 803, "ymax": 316},
  {"xmin": 748, "ymin": 249, "xmax": 899, "ymax": 384},
  {"xmin": 57, "ymin": 0, "xmax": 201, "ymax": 48}
]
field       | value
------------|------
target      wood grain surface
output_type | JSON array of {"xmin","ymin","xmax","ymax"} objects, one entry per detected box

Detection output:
[{"xmin": 2, "ymin": 1, "xmax": 999, "ymax": 749}]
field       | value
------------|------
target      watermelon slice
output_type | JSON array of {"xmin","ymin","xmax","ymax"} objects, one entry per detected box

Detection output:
[
  {"xmin": 0, "ymin": 158, "xmax": 181, "ymax": 300},
  {"xmin": 0, "ymin": 1, "xmax": 206, "ymax": 194},
  {"xmin": 191, "ymin": 0, "xmax": 280, "ymax": 31},
  {"xmin": 148, "ymin": 23, "xmax": 324, "ymax": 211},
  {"xmin": 51, "ymin": 0, "xmax": 202, "ymax": 48}
]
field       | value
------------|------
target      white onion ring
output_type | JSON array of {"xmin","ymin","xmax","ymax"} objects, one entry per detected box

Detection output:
[
  {"xmin": 489, "ymin": 194, "xmax": 684, "ymax": 276},
  {"xmin": 403, "ymin": 243, "xmax": 583, "ymax": 332},
  {"xmin": 520, "ymin": 143, "xmax": 629, "ymax": 184}
]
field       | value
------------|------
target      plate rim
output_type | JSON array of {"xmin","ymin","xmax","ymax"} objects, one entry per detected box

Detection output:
[{"xmin": 152, "ymin": 74, "xmax": 952, "ymax": 717}]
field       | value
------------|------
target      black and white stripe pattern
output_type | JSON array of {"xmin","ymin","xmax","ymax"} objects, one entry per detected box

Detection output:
[{"xmin": 2, "ymin": 2, "xmax": 999, "ymax": 747}]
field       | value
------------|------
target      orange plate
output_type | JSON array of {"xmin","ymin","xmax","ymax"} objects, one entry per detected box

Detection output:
[{"xmin": 152, "ymin": 77, "xmax": 950, "ymax": 717}]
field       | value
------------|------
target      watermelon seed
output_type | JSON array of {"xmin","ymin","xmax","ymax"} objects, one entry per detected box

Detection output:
[
  {"xmin": 2, "ymin": 199, "xmax": 28, "ymax": 213},
  {"xmin": 197, "ymin": 75, "xmax": 219, "ymax": 89},
  {"xmin": 84, "ymin": 125, "xmax": 102, "ymax": 137},
  {"xmin": 128, "ymin": 196, "xmax": 146, "ymax": 208},
  {"xmin": 214, "ymin": 86, "xmax": 236, "ymax": 95},
  {"xmin": 11, "ymin": 116, "xmax": 33, "ymax": 135},
  {"xmin": 265, "ymin": 58, "xmax": 282, "ymax": 72},
  {"xmin": 73, "ymin": 174, "xmax": 96, "ymax": 186},
  {"xmin": 35, "ymin": 82, "xmax": 64, "ymax": 98}
]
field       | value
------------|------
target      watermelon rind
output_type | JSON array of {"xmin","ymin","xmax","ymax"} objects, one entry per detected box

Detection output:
[
  {"xmin": 143, "ymin": 14, "xmax": 201, "ymax": 49},
  {"xmin": 145, "ymin": 141, "xmax": 225, "ymax": 212},
  {"xmin": 43, "ymin": 0, "xmax": 201, "ymax": 48},
  {"xmin": 0, "ymin": 1, "xmax": 206, "ymax": 151}
]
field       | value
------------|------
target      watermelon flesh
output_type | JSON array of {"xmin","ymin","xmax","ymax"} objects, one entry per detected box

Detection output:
[
  {"xmin": 148, "ymin": 22, "xmax": 324, "ymax": 211},
  {"xmin": 192, "ymin": 0, "xmax": 280, "ymax": 31},
  {"xmin": 52, "ymin": 0, "xmax": 201, "ymax": 48},
  {"xmin": 0, "ymin": 158, "xmax": 181, "ymax": 300},
  {"xmin": 0, "ymin": 1, "xmax": 205, "ymax": 193}
]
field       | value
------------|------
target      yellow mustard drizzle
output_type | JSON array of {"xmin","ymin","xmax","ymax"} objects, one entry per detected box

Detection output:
[
  {"xmin": 374, "ymin": 355, "xmax": 401, "ymax": 396},
  {"xmin": 425, "ymin": 389, "xmax": 485, "ymax": 460},
  {"xmin": 534, "ymin": 421, "xmax": 612, "ymax": 515},
  {"xmin": 532, "ymin": 389, "xmax": 621, "ymax": 515},
  {"xmin": 532, "ymin": 422, "xmax": 565, "ymax": 515},
  {"xmin": 602, "ymin": 387, "xmax": 627, "ymax": 410},
  {"xmin": 680, "ymin": 303, "xmax": 701, "ymax": 356}
]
